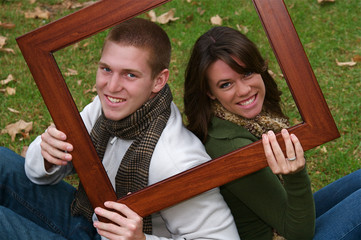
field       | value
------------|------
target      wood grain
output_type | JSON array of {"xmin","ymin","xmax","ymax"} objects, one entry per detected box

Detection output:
[{"xmin": 16, "ymin": 0, "xmax": 339, "ymax": 219}]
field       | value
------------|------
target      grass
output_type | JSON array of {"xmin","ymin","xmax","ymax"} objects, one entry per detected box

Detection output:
[{"xmin": 1, "ymin": 0, "xmax": 360, "ymax": 192}]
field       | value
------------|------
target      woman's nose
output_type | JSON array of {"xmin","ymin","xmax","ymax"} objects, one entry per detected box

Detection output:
[{"xmin": 235, "ymin": 79, "xmax": 251, "ymax": 96}]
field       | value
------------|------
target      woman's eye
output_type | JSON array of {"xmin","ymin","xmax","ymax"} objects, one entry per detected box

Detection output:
[
  {"xmin": 220, "ymin": 82, "xmax": 231, "ymax": 89},
  {"xmin": 244, "ymin": 72, "xmax": 254, "ymax": 78}
]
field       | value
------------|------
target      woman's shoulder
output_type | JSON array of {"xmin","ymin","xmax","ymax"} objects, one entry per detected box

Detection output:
[{"xmin": 205, "ymin": 117, "xmax": 259, "ymax": 159}]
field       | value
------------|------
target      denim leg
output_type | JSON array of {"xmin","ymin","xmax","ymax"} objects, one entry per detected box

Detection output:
[
  {"xmin": 0, "ymin": 206, "xmax": 67, "ymax": 239},
  {"xmin": 313, "ymin": 169, "xmax": 361, "ymax": 240},
  {"xmin": 0, "ymin": 147, "xmax": 100, "ymax": 240}
]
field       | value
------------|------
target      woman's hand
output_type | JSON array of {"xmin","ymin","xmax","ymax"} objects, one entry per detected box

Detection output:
[
  {"xmin": 262, "ymin": 129, "xmax": 305, "ymax": 175},
  {"xmin": 94, "ymin": 201, "xmax": 146, "ymax": 240},
  {"xmin": 40, "ymin": 123, "xmax": 73, "ymax": 169}
]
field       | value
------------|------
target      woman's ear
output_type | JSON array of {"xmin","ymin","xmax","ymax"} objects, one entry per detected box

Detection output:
[
  {"xmin": 207, "ymin": 91, "xmax": 216, "ymax": 100},
  {"xmin": 152, "ymin": 69, "xmax": 169, "ymax": 93}
]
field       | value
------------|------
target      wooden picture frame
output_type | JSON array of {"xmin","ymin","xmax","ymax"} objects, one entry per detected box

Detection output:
[{"xmin": 16, "ymin": 0, "xmax": 339, "ymax": 219}]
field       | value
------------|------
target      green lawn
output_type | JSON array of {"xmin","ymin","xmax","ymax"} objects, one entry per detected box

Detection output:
[{"xmin": 1, "ymin": 0, "xmax": 360, "ymax": 191}]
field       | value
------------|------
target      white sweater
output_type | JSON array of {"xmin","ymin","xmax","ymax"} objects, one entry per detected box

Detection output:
[{"xmin": 25, "ymin": 96, "xmax": 239, "ymax": 240}]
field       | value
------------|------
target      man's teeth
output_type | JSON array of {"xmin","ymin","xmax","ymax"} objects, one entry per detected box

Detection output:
[
  {"xmin": 240, "ymin": 96, "xmax": 255, "ymax": 106},
  {"xmin": 108, "ymin": 96, "xmax": 124, "ymax": 103}
]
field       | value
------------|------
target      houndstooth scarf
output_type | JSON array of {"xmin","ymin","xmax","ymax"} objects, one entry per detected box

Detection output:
[
  {"xmin": 71, "ymin": 84, "xmax": 173, "ymax": 234},
  {"xmin": 212, "ymin": 100, "xmax": 289, "ymax": 138}
]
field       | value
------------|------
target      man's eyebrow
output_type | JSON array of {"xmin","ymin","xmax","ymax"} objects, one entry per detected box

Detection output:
[{"xmin": 98, "ymin": 61, "xmax": 109, "ymax": 67}]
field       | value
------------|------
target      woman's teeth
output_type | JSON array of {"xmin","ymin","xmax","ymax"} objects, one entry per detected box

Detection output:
[{"xmin": 240, "ymin": 96, "xmax": 255, "ymax": 106}]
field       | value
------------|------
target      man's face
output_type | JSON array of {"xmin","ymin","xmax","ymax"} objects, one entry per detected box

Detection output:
[{"xmin": 96, "ymin": 42, "xmax": 160, "ymax": 121}]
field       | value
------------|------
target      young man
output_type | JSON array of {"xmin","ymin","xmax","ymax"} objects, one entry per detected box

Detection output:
[{"xmin": 0, "ymin": 18, "xmax": 238, "ymax": 239}]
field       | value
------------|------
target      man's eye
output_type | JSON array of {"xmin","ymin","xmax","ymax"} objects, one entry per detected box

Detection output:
[
  {"xmin": 102, "ymin": 67, "xmax": 111, "ymax": 73},
  {"xmin": 220, "ymin": 82, "xmax": 231, "ymax": 89},
  {"xmin": 127, "ymin": 73, "xmax": 136, "ymax": 78}
]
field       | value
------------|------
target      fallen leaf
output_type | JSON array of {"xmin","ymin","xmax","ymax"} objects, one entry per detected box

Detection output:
[
  {"xmin": 29, "ymin": 0, "xmax": 36, "ymax": 3},
  {"xmin": 0, "ymin": 48, "xmax": 15, "ymax": 54},
  {"xmin": 70, "ymin": 1, "xmax": 97, "ymax": 9},
  {"xmin": 155, "ymin": 9, "xmax": 179, "ymax": 24},
  {"xmin": 1, "ymin": 120, "xmax": 33, "ymax": 142},
  {"xmin": 0, "ymin": 74, "xmax": 15, "ymax": 85},
  {"xmin": 8, "ymin": 107, "xmax": 20, "ymax": 114},
  {"xmin": 317, "ymin": 0, "xmax": 335, "ymax": 3},
  {"xmin": 210, "ymin": 15, "xmax": 222, "ymax": 25},
  {"xmin": 5, "ymin": 87, "xmax": 16, "ymax": 95},
  {"xmin": 147, "ymin": 10, "xmax": 157, "ymax": 22},
  {"xmin": 0, "ymin": 36, "xmax": 7, "ymax": 48},
  {"xmin": 268, "ymin": 70, "xmax": 277, "ymax": 78},
  {"xmin": 336, "ymin": 59, "xmax": 357, "ymax": 67},
  {"xmin": 236, "ymin": 24, "xmax": 249, "ymax": 34},
  {"xmin": 0, "ymin": 21, "xmax": 16, "ymax": 29},
  {"xmin": 197, "ymin": 7, "xmax": 205, "ymax": 15},
  {"xmin": 21, "ymin": 146, "xmax": 29, "ymax": 157},
  {"xmin": 25, "ymin": 7, "xmax": 51, "ymax": 19},
  {"xmin": 352, "ymin": 55, "xmax": 361, "ymax": 62},
  {"xmin": 64, "ymin": 68, "xmax": 78, "ymax": 76}
]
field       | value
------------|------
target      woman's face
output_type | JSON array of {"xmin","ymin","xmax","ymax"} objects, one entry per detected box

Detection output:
[{"xmin": 207, "ymin": 59, "xmax": 265, "ymax": 119}]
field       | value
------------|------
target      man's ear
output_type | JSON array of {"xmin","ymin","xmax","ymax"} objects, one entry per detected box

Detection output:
[{"xmin": 152, "ymin": 69, "xmax": 169, "ymax": 93}]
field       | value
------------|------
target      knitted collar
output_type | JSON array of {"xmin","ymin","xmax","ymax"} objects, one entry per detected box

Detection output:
[{"xmin": 212, "ymin": 100, "xmax": 289, "ymax": 138}]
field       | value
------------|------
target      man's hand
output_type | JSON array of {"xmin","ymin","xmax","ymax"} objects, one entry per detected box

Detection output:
[
  {"xmin": 94, "ymin": 201, "xmax": 146, "ymax": 240},
  {"xmin": 40, "ymin": 124, "xmax": 73, "ymax": 170},
  {"xmin": 262, "ymin": 129, "xmax": 305, "ymax": 175}
]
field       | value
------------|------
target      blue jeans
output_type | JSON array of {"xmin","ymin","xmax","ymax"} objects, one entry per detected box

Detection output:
[
  {"xmin": 314, "ymin": 169, "xmax": 361, "ymax": 240},
  {"xmin": 0, "ymin": 147, "xmax": 100, "ymax": 240}
]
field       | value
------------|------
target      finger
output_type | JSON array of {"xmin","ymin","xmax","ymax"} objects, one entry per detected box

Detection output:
[
  {"xmin": 40, "ymin": 135, "xmax": 72, "ymax": 161},
  {"xmin": 41, "ymin": 147, "xmax": 69, "ymax": 166},
  {"xmin": 95, "ymin": 206, "xmax": 126, "ymax": 227},
  {"xmin": 105, "ymin": 201, "xmax": 142, "ymax": 220},
  {"xmin": 93, "ymin": 220, "xmax": 123, "ymax": 239},
  {"xmin": 262, "ymin": 134, "xmax": 280, "ymax": 174},
  {"xmin": 281, "ymin": 129, "xmax": 296, "ymax": 160},
  {"xmin": 46, "ymin": 126, "xmax": 73, "ymax": 152},
  {"xmin": 290, "ymin": 134, "xmax": 306, "ymax": 171}
]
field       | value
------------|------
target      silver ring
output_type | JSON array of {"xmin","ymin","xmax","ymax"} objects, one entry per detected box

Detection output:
[{"xmin": 287, "ymin": 156, "xmax": 296, "ymax": 161}]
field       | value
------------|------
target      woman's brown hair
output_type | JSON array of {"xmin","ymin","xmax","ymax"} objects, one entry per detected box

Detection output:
[{"xmin": 184, "ymin": 26, "xmax": 285, "ymax": 142}]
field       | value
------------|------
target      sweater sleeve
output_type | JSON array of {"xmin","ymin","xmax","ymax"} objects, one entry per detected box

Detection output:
[{"xmin": 205, "ymin": 118, "xmax": 315, "ymax": 240}]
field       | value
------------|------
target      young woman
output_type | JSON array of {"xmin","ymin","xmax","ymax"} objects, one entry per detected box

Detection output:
[{"xmin": 184, "ymin": 26, "xmax": 361, "ymax": 240}]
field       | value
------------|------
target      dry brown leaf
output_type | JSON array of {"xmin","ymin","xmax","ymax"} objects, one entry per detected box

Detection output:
[
  {"xmin": 155, "ymin": 9, "xmax": 179, "ymax": 24},
  {"xmin": 352, "ymin": 55, "xmax": 361, "ymax": 62},
  {"xmin": 268, "ymin": 70, "xmax": 276, "ymax": 78},
  {"xmin": 317, "ymin": 0, "xmax": 335, "ymax": 3},
  {"xmin": 8, "ymin": 107, "xmax": 20, "ymax": 114},
  {"xmin": 0, "ymin": 21, "xmax": 16, "ymax": 29},
  {"xmin": 84, "ymin": 84, "xmax": 97, "ymax": 94},
  {"xmin": 29, "ymin": 0, "xmax": 36, "ymax": 4},
  {"xmin": 0, "ymin": 74, "xmax": 15, "ymax": 85},
  {"xmin": 70, "ymin": 1, "xmax": 97, "ymax": 9},
  {"xmin": 236, "ymin": 24, "xmax": 249, "ymax": 34},
  {"xmin": 336, "ymin": 59, "xmax": 357, "ymax": 67},
  {"xmin": 197, "ymin": 7, "xmax": 205, "ymax": 16},
  {"xmin": 1, "ymin": 120, "xmax": 33, "ymax": 142},
  {"xmin": 64, "ymin": 68, "xmax": 78, "ymax": 76},
  {"xmin": 5, "ymin": 87, "xmax": 16, "ymax": 95},
  {"xmin": 0, "ymin": 36, "xmax": 7, "ymax": 48},
  {"xmin": 147, "ymin": 10, "xmax": 157, "ymax": 22},
  {"xmin": 210, "ymin": 15, "xmax": 222, "ymax": 25},
  {"xmin": 21, "ymin": 146, "xmax": 29, "ymax": 157},
  {"xmin": 0, "ymin": 48, "xmax": 15, "ymax": 54},
  {"xmin": 25, "ymin": 7, "xmax": 51, "ymax": 19}
]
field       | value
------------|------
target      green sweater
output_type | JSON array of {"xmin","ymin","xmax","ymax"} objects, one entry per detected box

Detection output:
[{"xmin": 205, "ymin": 117, "xmax": 315, "ymax": 240}]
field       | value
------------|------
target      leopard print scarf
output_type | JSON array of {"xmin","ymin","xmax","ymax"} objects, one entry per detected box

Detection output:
[{"xmin": 212, "ymin": 100, "xmax": 289, "ymax": 138}]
